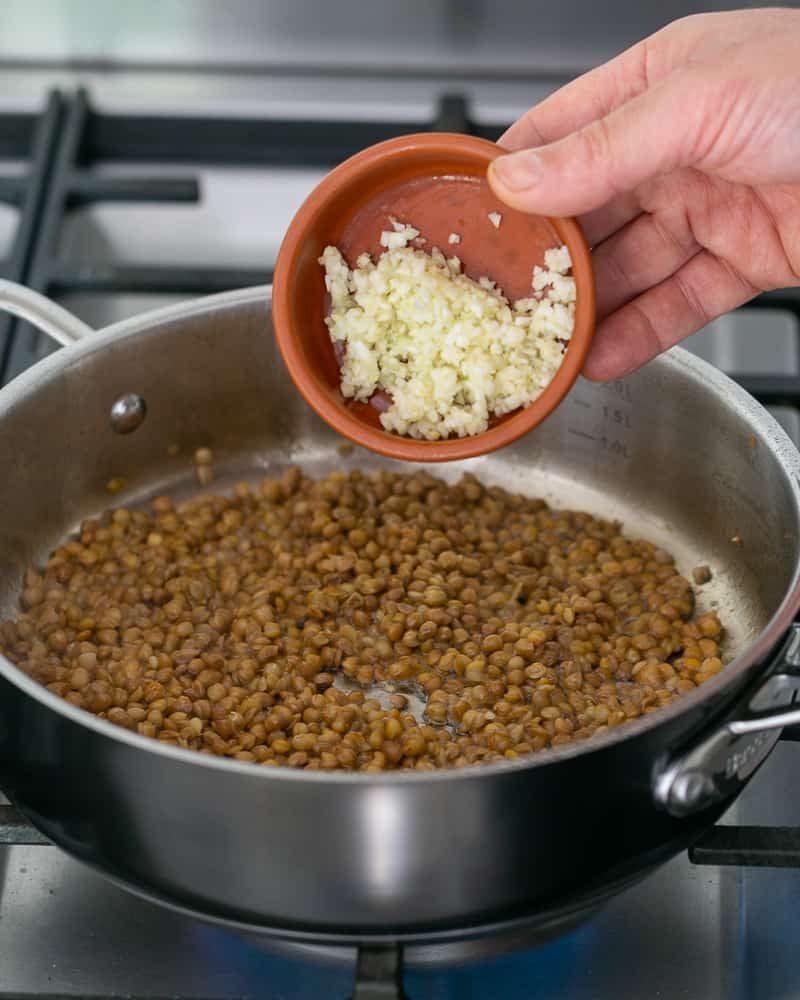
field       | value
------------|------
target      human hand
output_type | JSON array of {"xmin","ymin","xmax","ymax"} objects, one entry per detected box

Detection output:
[{"xmin": 487, "ymin": 9, "xmax": 800, "ymax": 381}]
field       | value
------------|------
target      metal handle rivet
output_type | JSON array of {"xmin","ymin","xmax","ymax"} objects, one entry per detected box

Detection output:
[
  {"xmin": 110, "ymin": 394, "xmax": 147, "ymax": 434},
  {"xmin": 670, "ymin": 770, "xmax": 716, "ymax": 812}
]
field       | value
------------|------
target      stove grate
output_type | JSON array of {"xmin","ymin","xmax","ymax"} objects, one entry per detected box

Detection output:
[
  {"xmin": 1, "ymin": 87, "xmax": 798, "ymax": 396},
  {"xmin": 0, "ymin": 91, "xmax": 64, "ymax": 378},
  {"xmin": 0, "ymin": 89, "xmax": 501, "ymax": 379}
]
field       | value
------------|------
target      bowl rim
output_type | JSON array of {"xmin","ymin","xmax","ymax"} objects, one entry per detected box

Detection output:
[{"xmin": 272, "ymin": 131, "xmax": 596, "ymax": 462}]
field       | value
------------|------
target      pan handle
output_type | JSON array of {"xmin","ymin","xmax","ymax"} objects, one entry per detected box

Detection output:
[
  {"xmin": 655, "ymin": 623, "xmax": 800, "ymax": 817},
  {"xmin": 0, "ymin": 279, "xmax": 94, "ymax": 346}
]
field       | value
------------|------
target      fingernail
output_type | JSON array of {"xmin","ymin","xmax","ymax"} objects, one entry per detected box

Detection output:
[{"xmin": 491, "ymin": 150, "xmax": 543, "ymax": 192}]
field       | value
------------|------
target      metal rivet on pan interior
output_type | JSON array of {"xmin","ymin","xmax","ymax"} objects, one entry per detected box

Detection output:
[{"xmin": 110, "ymin": 393, "xmax": 147, "ymax": 434}]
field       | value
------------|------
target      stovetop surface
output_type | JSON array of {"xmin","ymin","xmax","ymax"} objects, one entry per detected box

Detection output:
[
  {"xmin": 2, "ymin": 78, "xmax": 800, "ymax": 1000},
  {"xmin": 3, "ymin": 742, "xmax": 799, "ymax": 999}
]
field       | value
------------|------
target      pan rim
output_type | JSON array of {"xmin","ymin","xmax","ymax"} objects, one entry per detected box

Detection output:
[{"xmin": 1, "ymin": 284, "xmax": 799, "ymax": 785}]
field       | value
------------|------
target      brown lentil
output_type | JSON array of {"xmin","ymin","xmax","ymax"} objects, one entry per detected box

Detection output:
[
  {"xmin": 106, "ymin": 477, "xmax": 128, "ymax": 495},
  {"xmin": 692, "ymin": 564, "xmax": 712, "ymax": 585},
  {"xmin": 0, "ymin": 467, "xmax": 726, "ymax": 772}
]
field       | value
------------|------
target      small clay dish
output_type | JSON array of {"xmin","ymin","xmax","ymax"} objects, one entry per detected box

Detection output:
[{"xmin": 273, "ymin": 132, "xmax": 595, "ymax": 462}]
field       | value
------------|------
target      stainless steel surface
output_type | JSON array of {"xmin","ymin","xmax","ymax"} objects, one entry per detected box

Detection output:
[
  {"xmin": 657, "ymin": 624, "xmax": 800, "ymax": 816},
  {"xmin": 0, "ymin": 742, "xmax": 798, "ymax": 998},
  {"xmin": 684, "ymin": 308, "xmax": 800, "ymax": 446},
  {"xmin": 0, "ymin": 285, "xmax": 799, "ymax": 938},
  {"xmin": 768, "ymin": 406, "xmax": 800, "ymax": 445},
  {"xmin": 1, "ymin": 1, "xmax": 781, "ymax": 76},
  {"xmin": 684, "ymin": 309, "xmax": 800, "ymax": 375},
  {"xmin": 0, "ymin": 68, "xmax": 544, "ymax": 123},
  {"xmin": 0, "ymin": 803, "xmax": 49, "ymax": 844},
  {"xmin": 0, "ymin": 278, "xmax": 93, "ymax": 346}
]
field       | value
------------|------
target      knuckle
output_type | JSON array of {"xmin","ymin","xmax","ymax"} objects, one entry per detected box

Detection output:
[
  {"xmin": 673, "ymin": 269, "xmax": 711, "ymax": 328},
  {"xmin": 627, "ymin": 299, "xmax": 665, "ymax": 356},
  {"xmin": 575, "ymin": 117, "xmax": 619, "ymax": 196},
  {"xmin": 650, "ymin": 210, "xmax": 696, "ymax": 258},
  {"xmin": 619, "ymin": 37, "xmax": 652, "ymax": 97},
  {"xmin": 580, "ymin": 118, "xmax": 611, "ymax": 163},
  {"xmin": 517, "ymin": 109, "xmax": 546, "ymax": 147}
]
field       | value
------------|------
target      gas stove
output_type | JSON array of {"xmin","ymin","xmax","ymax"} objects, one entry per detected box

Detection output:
[
  {"xmin": 2, "ymin": 82, "xmax": 800, "ymax": 1000},
  {"xmin": 1, "ymin": 745, "xmax": 800, "ymax": 1000}
]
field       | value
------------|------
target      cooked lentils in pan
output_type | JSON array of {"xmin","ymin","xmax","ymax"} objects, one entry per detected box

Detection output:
[{"xmin": 0, "ymin": 467, "xmax": 724, "ymax": 771}]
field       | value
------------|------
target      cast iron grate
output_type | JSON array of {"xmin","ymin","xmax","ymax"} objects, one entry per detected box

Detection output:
[
  {"xmin": 1, "ymin": 86, "xmax": 797, "ymax": 395},
  {"xmin": 0, "ymin": 88, "xmax": 501, "ymax": 381},
  {"xmin": 0, "ymin": 91, "xmax": 64, "ymax": 378}
]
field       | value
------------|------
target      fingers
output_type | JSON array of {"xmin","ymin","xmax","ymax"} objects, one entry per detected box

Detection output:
[
  {"xmin": 583, "ymin": 250, "xmax": 758, "ymax": 381},
  {"xmin": 579, "ymin": 191, "xmax": 642, "ymax": 247},
  {"xmin": 592, "ymin": 208, "xmax": 700, "ymax": 319},
  {"xmin": 488, "ymin": 69, "xmax": 705, "ymax": 219},
  {"xmin": 500, "ymin": 39, "xmax": 651, "ymax": 151}
]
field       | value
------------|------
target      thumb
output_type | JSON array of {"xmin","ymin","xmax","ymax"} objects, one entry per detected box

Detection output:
[{"xmin": 488, "ymin": 70, "xmax": 706, "ymax": 217}]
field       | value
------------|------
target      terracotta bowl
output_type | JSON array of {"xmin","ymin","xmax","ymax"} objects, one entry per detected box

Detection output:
[{"xmin": 273, "ymin": 132, "xmax": 595, "ymax": 462}]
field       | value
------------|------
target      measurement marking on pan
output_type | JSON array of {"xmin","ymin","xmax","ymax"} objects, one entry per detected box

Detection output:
[
  {"xmin": 611, "ymin": 380, "xmax": 634, "ymax": 402},
  {"xmin": 598, "ymin": 437, "xmax": 630, "ymax": 458},
  {"xmin": 568, "ymin": 428, "xmax": 596, "ymax": 441},
  {"xmin": 601, "ymin": 405, "xmax": 633, "ymax": 428},
  {"xmin": 573, "ymin": 398, "xmax": 592, "ymax": 408}
]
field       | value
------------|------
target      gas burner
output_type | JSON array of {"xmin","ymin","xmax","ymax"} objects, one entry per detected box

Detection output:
[{"xmin": 2, "ymin": 790, "xmax": 800, "ymax": 1000}]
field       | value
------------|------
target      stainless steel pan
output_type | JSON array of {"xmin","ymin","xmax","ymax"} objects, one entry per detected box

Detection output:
[{"xmin": 1, "ymin": 278, "xmax": 799, "ymax": 943}]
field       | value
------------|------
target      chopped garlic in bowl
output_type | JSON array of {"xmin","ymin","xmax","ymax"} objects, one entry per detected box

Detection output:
[{"xmin": 319, "ymin": 220, "xmax": 576, "ymax": 440}]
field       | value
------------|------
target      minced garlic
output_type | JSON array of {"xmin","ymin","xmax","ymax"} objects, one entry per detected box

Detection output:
[{"xmin": 319, "ymin": 221, "xmax": 576, "ymax": 440}]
